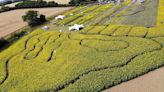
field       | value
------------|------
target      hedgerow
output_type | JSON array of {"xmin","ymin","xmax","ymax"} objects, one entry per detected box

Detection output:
[
  {"xmin": 87, "ymin": 26, "xmax": 106, "ymax": 34},
  {"xmin": 70, "ymin": 12, "xmax": 99, "ymax": 25},
  {"xmin": 57, "ymin": 14, "xmax": 83, "ymax": 25},
  {"xmin": 128, "ymin": 26, "xmax": 148, "ymax": 37},
  {"xmin": 57, "ymin": 5, "xmax": 98, "ymax": 25},
  {"xmin": 64, "ymin": 6, "xmax": 85, "ymax": 16},
  {"xmin": 69, "ymin": 4, "xmax": 113, "ymax": 25},
  {"xmin": 147, "ymin": 26, "xmax": 164, "ymax": 37},
  {"xmin": 80, "ymin": 26, "xmax": 94, "ymax": 33},
  {"xmin": 100, "ymin": 25, "xmax": 120, "ymax": 35},
  {"xmin": 113, "ymin": 25, "xmax": 132, "ymax": 36}
]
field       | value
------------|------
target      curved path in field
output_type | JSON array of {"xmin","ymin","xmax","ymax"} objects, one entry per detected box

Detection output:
[
  {"xmin": 0, "ymin": 29, "xmax": 164, "ymax": 91},
  {"xmin": 47, "ymin": 33, "xmax": 163, "ymax": 92},
  {"xmin": 0, "ymin": 32, "xmax": 62, "ymax": 85},
  {"xmin": 103, "ymin": 67, "xmax": 164, "ymax": 92}
]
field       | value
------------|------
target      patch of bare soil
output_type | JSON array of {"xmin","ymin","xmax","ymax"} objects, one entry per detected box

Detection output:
[{"xmin": 0, "ymin": 7, "xmax": 73, "ymax": 38}]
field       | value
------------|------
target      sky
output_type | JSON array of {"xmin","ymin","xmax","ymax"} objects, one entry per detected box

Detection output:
[
  {"xmin": 0, "ymin": 0, "xmax": 6, "ymax": 2},
  {"xmin": 0, "ymin": 0, "xmax": 12, "ymax": 2}
]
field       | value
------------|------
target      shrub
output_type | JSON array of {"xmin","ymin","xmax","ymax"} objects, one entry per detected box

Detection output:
[
  {"xmin": 100, "ymin": 25, "xmax": 120, "ymax": 35},
  {"xmin": 87, "ymin": 26, "xmax": 106, "ymax": 34},
  {"xmin": 22, "ymin": 10, "xmax": 46, "ymax": 27},
  {"xmin": 47, "ymin": 1, "xmax": 58, "ymax": 7},
  {"xmin": 113, "ymin": 26, "xmax": 132, "ymax": 36},
  {"xmin": 0, "ymin": 39, "xmax": 9, "ymax": 48},
  {"xmin": 69, "ymin": 0, "xmax": 86, "ymax": 6},
  {"xmin": 128, "ymin": 26, "xmax": 148, "ymax": 37}
]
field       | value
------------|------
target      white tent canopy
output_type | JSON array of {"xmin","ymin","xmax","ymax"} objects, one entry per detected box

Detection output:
[
  {"xmin": 55, "ymin": 15, "xmax": 65, "ymax": 20},
  {"xmin": 69, "ymin": 24, "xmax": 84, "ymax": 31}
]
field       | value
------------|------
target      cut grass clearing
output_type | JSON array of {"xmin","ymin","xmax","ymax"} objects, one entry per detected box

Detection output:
[{"xmin": 109, "ymin": 0, "xmax": 158, "ymax": 27}]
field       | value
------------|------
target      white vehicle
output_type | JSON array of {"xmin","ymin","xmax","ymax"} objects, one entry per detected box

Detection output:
[
  {"xmin": 42, "ymin": 26, "xmax": 49, "ymax": 30},
  {"xmin": 69, "ymin": 24, "xmax": 84, "ymax": 31},
  {"xmin": 55, "ymin": 15, "xmax": 65, "ymax": 20}
]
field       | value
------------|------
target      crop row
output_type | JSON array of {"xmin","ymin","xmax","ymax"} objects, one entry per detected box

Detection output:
[
  {"xmin": 57, "ymin": 0, "xmax": 131, "ymax": 26},
  {"xmin": 157, "ymin": 0, "xmax": 164, "ymax": 25},
  {"xmin": 64, "ymin": 6, "xmax": 85, "ymax": 16},
  {"xmin": 99, "ymin": 0, "xmax": 131, "ymax": 25},
  {"xmin": 69, "ymin": 4, "xmax": 114, "ymax": 25},
  {"xmin": 80, "ymin": 24, "xmax": 164, "ymax": 38},
  {"xmin": 57, "ymin": 5, "xmax": 99, "ymax": 25}
]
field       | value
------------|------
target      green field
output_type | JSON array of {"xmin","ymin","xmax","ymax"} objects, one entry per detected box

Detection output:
[{"xmin": 0, "ymin": 0, "xmax": 164, "ymax": 91}]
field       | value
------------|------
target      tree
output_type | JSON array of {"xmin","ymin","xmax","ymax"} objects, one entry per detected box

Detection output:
[
  {"xmin": 0, "ymin": 38, "xmax": 9, "ymax": 48},
  {"xmin": 22, "ymin": 10, "xmax": 46, "ymax": 27},
  {"xmin": 39, "ymin": 14, "xmax": 46, "ymax": 23},
  {"xmin": 47, "ymin": 1, "xmax": 58, "ymax": 7},
  {"xmin": 69, "ymin": 0, "xmax": 85, "ymax": 5},
  {"xmin": 69, "ymin": 0, "xmax": 91, "ymax": 5}
]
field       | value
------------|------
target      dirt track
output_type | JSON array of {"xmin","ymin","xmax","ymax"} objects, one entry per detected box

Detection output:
[
  {"xmin": 0, "ymin": 7, "xmax": 73, "ymax": 38},
  {"xmin": 103, "ymin": 67, "xmax": 164, "ymax": 92}
]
